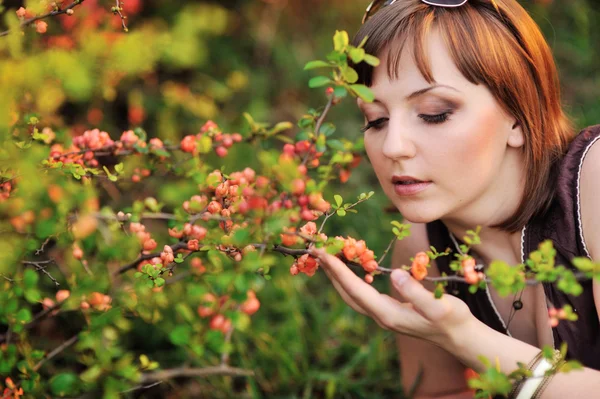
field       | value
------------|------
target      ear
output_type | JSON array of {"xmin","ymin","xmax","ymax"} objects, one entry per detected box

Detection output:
[{"xmin": 507, "ymin": 120, "xmax": 524, "ymax": 148}]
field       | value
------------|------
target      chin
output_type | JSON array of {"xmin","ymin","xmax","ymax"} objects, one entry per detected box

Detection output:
[{"xmin": 391, "ymin": 199, "xmax": 442, "ymax": 224}]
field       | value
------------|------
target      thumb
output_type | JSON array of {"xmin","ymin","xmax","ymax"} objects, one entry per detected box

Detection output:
[{"xmin": 390, "ymin": 269, "xmax": 449, "ymax": 321}]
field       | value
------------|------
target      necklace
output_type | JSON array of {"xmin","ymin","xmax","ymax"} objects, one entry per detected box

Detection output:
[{"xmin": 449, "ymin": 224, "xmax": 527, "ymax": 335}]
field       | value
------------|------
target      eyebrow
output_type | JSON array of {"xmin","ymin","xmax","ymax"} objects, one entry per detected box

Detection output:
[
  {"xmin": 360, "ymin": 84, "xmax": 461, "ymax": 109},
  {"xmin": 405, "ymin": 84, "xmax": 460, "ymax": 101}
]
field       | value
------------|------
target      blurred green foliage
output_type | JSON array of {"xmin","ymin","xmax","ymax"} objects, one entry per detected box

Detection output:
[{"xmin": 0, "ymin": 0, "xmax": 599, "ymax": 397}]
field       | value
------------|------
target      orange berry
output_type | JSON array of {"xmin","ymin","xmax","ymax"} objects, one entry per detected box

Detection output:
[
  {"xmin": 411, "ymin": 262, "xmax": 428, "ymax": 281},
  {"xmin": 342, "ymin": 245, "xmax": 357, "ymax": 260},
  {"xmin": 363, "ymin": 260, "xmax": 378, "ymax": 273},
  {"xmin": 359, "ymin": 249, "xmax": 375, "ymax": 264},
  {"xmin": 197, "ymin": 306, "xmax": 214, "ymax": 318},
  {"xmin": 56, "ymin": 290, "xmax": 70, "ymax": 302},
  {"xmin": 364, "ymin": 274, "xmax": 374, "ymax": 284},
  {"xmin": 413, "ymin": 252, "xmax": 429, "ymax": 267},
  {"xmin": 241, "ymin": 297, "xmax": 260, "ymax": 316}
]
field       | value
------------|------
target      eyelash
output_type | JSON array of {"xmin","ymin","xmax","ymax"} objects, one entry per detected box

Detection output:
[{"xmin": 360, "ymin": 112, "xmax": 452, "ymax": 132}]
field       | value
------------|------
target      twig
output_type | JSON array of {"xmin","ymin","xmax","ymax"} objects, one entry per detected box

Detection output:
[
  {"xmin": 22, "ymin": 260, "xmax": 60, "ymax": 286},
  {"xmin": 120, "ymin": 381, "xmax": 163, "ymax": 394},
  {"xmin": 112, "ymin": 0, "xmax": 129, "ymax": 32},
  {"xmin": 301, "ymin": 96, "xmax": 335, "ymax": 167},
  {"xmin": 376, "ymin": 237, "xmax": 398, "ymax": 266},
  {"xmin": 140, "ymin": 365, "xmax": 254, "ymax": 383},
  {"xmin": 33, "ymin": 334, "xmax": 79, "ymax": 372},
  {"xmin": 0, "ymin": 0, "xmax": 87, "ymax": 38},
  {"xmin": 114, "ymin": 242, "xmax": 188, "ymax": 275},
  {"xmin": 220, "ymin": 325, "xmax": 234, "ymax": 366},
  {"xmin": 35, "ymin": 237, "xmax": 53, "ymax": 255}
]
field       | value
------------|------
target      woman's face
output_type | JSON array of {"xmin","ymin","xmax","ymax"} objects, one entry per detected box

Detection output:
[{"xmin": 358, "ymin": 29, "xmax": 525, "ymax": 226}]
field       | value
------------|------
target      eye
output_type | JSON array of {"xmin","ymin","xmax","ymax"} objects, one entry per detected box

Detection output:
[
  {"xmin": 419, "ymin": 112, "xmax": 451, "ymax": 124},
  {"xmin": 360, "ymin": 118, "xmax": 388, "ymax": 132}
]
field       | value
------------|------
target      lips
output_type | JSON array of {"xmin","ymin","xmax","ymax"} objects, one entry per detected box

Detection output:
[{"xmin": 391, "ymin": 175, "xmax": 430, "ymax": 184}]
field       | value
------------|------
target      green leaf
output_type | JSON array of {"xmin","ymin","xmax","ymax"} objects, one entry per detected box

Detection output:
[
  {"xmin": 342, "ymin": 66, "xmax": 359, "ymax": 83},
  {"xmin": 349, "ymin": 48, "xmax": 365, "ymax": 63},
  {"xmin": 155, "ymin": 278, "xmax": 165, "ymax": 287},
  {"xmin": 16, "ymin": 308, "xmax": 32, "ymax": 324},
  {"xmin": 334, "ymin": 195, "xmax": 343, "ymax": 208},
  {"xmin": 357, "ymin": 35, "xmax": 369, "ymax": 49},
  {"xmin": 336, "ymin": 209, "xmax": 346, "ymax": 217},
  {"xmin": 333, "ymin": 30, "xmax": 349, "ymax": 52},
  {"xmin": 50, "ymin": 373, "xmax": 79, "ymax": 397},
  {"xmin": 309, "ymin": 76, "xmax": 332, "ymax": 88},
  {"xmin": 333, "ymin": 86, "xmax": 348, "ymax": 98},
  {"xmin": 169, "ymin": 325, "xmax": 192, "ymax": 346},
  {"xmin": 350, "ymin": 84, "xmax": 375, "ymax": 102},
  {"xmin": 319, "ymin": 123, "xmax": 336, "ymax": 137},
  {"xmin": 114, "ymin": 163, "xmax": 124, "ymax": 174},
  {"xmin": 304, "ymin": 60, "xmax": 332, "ymax": 70},
  {"xmin": 23, "ymin": 269, "xmax": 39, "ymax": 289},
  {"xmin": 326, "ymin": 139, "xmax": 346, "ymax": 151},
  {"xmin": 363, "ymin": 54, "xmax": 380, "ymax": 66}
]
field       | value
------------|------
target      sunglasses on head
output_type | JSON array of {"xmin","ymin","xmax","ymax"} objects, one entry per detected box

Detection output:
[{"xmin": 362, "ymin": 0, "xmax": 468, "ymax": 24}]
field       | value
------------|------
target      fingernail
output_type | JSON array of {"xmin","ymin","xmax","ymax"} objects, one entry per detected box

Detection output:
[{"xmin": 392, "ymin": 270, "xmax": 409, "ymax": 286}]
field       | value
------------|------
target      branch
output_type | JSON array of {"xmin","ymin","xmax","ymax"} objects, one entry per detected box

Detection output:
[
  {"xmin": 112, "ymin": 0, "xmax": 129, "ymax": 32},
  {"xmin": 0, "ymin": 0, "xmax": 86, "ymax": 38},
  {"xmin": 33, "ymin": 334, "xmax": 79, "ymax": 372},
  {"xmin": 114, "ymin": 241, "xmax": 188, "ymax": 275},
  {"xmin": 21, "ymin": 259, "xmax": 60, "ymax": 286},
  {"xmin": 140, "ymin": 365, "xmax": 254, "ymax": 383},
  {"xmin": 301, "ymin": 95, "xmax": 335, "ymax": 167}
]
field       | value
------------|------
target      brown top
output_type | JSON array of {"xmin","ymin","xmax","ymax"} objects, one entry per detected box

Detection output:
[{"xmin": 426, "ymin": 125, "xmax": 600, "ymax": 370}]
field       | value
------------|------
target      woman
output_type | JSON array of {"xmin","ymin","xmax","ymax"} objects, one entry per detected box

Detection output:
[{"xmin": 309, "ymin": 1, "xmax": 600, "ymax": 398}]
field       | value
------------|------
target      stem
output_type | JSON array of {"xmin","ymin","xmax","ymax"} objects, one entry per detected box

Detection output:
[
  {"xmin": 22, "ymin": 260, "xmax": 60, "ymax": 286},
  {"xmin": 140, "ymin": 366, "xmax": 254, "ymax": 383},
  {"xmin": 0, "ymin": 0, "xmax": 87, "ymax": 38},
  {"xmin": 33, "ymin": 334, "xmax": 79, "ymax": 372},
  {"xmin": 376, "ymin": 237, "xmax": 398, "ymax": 267}
]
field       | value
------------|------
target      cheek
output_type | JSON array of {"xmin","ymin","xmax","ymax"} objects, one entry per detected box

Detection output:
[{"xmin": 444, "ymin": 108, "xmax": 507, "ymax": 187}]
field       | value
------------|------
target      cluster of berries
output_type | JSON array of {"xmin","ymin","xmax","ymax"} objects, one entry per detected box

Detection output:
[
  {"xmin": 281, "ymin": 221, "xmax": 328, "ymax": 247},
  {"xmin": 180, "ymin": 120, "xmax": 243, "ymax": 158},
  {"xmin": 281, "ymin": 141, "xmax": 323, "ymax": 169},
  {"xmin": 289, "ymin": 236, "xmax": 379, "ymax": 283},
  {"xmin": 49, "ymin": 128, "xmax": 114, "ymax": 168},
  {"xmin": 339, "ymin": 237, "xmax": 378, "ymax": 283},
  {"xmin": 80, "ymin": 292, "xmax": 112, "ymax": 311},
  {"xmin": 547, "ymin": 307, "xmax": 570, "ymax": 327},
  {"xmin": 15, "ymin": 7, "xmax": 49, "ymax": 33},
  {"xmin": 41, "ymin": 290, "xmax": 71, "ymax": 316},
  {"xmin": 197, "ymin": 291, "xmax": 260, "ymax": 334}
]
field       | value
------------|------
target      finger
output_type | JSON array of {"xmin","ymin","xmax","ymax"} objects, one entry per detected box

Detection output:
[
  {"xmin": 390, "ymin": 269, "xmax": 452, "ymax": 322},
  {"xmin": 311, "ymin": 248, "xmax": 400, "ymax": 318},
  {"xmin": 320, "ymin": 262, "xmax": 368, "ymax": 315}
]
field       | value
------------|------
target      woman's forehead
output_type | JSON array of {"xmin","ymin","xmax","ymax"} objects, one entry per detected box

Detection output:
[{"xmin": 370, "ymin": 30, "xmax": 472, "ymax": 96}]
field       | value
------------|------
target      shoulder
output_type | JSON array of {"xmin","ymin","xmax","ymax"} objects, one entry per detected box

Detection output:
[
  {"xmin": 578, "ymin": 126, "xmax": 600, "ymax": 260},
  {"xmin": 577, "ymin": 126, "xmax": 600, "ymax": 320}
]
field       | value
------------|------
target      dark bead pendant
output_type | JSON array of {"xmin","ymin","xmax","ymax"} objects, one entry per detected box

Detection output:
[{"xmin": 513, "ymin": 300, "xmax": 523, "ymax": 310}]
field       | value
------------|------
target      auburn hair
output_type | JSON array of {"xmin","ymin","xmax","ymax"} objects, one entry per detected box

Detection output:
[{"xmin": 353, "ymin": 0, "xmax": 574, "ymax": 233}]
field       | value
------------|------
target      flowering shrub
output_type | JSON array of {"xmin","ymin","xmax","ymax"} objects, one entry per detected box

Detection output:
[{"xmin": 0, "ymin": 2, "xmax": 599, "ymax": 399}]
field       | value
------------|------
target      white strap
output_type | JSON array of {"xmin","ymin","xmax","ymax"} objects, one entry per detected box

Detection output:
[{"xmin": 515, "ymin": 358, "xmax": 554, "ymax": 399}]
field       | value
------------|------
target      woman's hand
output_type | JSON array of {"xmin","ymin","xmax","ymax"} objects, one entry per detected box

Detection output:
[{"xmin": 310, "ymin": 247, "xmax": 474, "ymax": 347}]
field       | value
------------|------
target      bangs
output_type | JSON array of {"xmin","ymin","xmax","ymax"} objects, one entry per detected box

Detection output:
[{"xmin": 353, "ymin": 1, "xmax": 437, "ymax": 87}]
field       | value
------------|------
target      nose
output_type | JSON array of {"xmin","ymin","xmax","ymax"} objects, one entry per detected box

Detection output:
[{"xmin": 381, "ymin": 119, "xmax": 417, "ymax": 160}]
